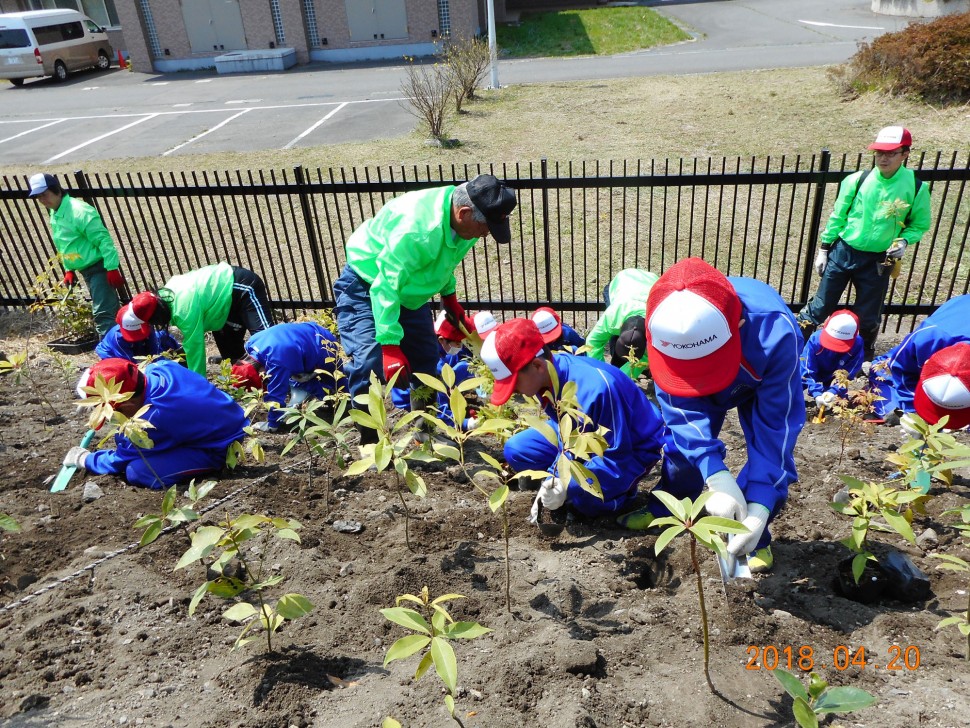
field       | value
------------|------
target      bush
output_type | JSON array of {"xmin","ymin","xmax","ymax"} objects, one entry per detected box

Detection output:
[
  {"xmin": 831, "ymin": 11, "xmax": 970, "ymax": 105},
  {"xmin": 439, "ymin": 35, "xmax": 491, "ymax": 113}
]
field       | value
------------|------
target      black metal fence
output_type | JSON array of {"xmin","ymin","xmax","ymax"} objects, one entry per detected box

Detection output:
[{"xmin": 2, "ymin": 150, "xmax": 968, "ymax": 334}]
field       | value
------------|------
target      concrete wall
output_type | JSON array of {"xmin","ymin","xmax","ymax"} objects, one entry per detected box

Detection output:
[{"xmin": 872, "ymin": 0, "xmax": 970, "ymax": 17}]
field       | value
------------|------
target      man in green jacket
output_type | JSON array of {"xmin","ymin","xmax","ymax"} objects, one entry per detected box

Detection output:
[
  {"xmin": 798, "ymin": 126, "xmax": 932, "ymax": 360},
  {"xmin": 586, "ymin": 268, "xmax": 659, "ymax": 378},
  {"xmin": 333, "ymin": 174, "xmax": 517, "ymax": 443},
  {"xmin": 118, "ymin": 262, "xmax": 273, "ymax": 375},
  {"xmin": 28, "ymin": 173, "xmax": 126, "ymax": 337}
]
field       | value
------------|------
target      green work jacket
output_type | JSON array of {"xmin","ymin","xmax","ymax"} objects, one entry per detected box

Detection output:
[
  {"xmin": 159, "ymin": 262, "xmax": 233, "ymax": 375},
  {"xmin": 587, "ymin": 268, "xmax": 659, "ymax": 376},
  {"xmin": 48, "ymin": 194, "xmax": 119, "ymax": 272}
]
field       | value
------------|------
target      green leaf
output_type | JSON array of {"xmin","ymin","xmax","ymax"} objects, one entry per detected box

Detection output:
[
  {"xmin": 489, "ymin": 484, "xmax": 509, "ymax": 512},
  {"xmin": 522, "ymin": 416, "xmax": 559, "ymax": 448},
  {"xmin": 449, "ymin": 389, "xmax": 467, "ymax": 423},
  {"xmin": 773, "ymin": 668, "xmax": 810, "ymax": 703},
  {"xmin": 936, "ymin": 615, "xmax": 967, "ymax": 629},
  {"xmin": 792, "ymin": 696, "xmax": 819, "ymax": 728},
  {"xmin": 276, "ymin": 528, "xmax": 301, "ymax": 543},
  {"xmin": 174, "ymin": 525, "xmax": 225, "ymax": 570},
  {"xmin": 654, "ymin": 524, "xmax": 686, "ymax": 555},
  {"xmin": 349, "ymin": 409, "xmax": 378, "ymax": 431},
  {"xmin": 223, "ymin": 602, "xmax": 258, "ymax": 622},
  {"xmin": 405, "ymin": 469, "xmax": 427, "ymax": 498},
  {"xmin": 430, "ymin": 636, "xmax": 458, "ymax": 694},
  {"xmin": 384, "ymin": 634, "xmax": 431, "ymax": 666},
  {"xmin": 381, "ymin": 607, "xmax": 431, "ymax": 635},
  {"xmin": 413, "ymin": 372, "xmax": 447, "ymax": 394},
  {"xmin": 814, "ymin": 687, "xmax": 877, "ymax": 714},
  {"xmin": 414, "ymin": 650, "xmax": 434, "ymax": 682},
  {"xmin": 138, "ymin": 521, "xmax": 163, "ymax": 547},
  {"xmin": 880, "ymin": 508, "xmax": 916, "ymax": 545},
  {"xmin": 444, "ymin": 693, "xmax": 455, "ymax": 716},
  {"xmin": 161, "ymin": 485, "xmax": 177, "ymax": 515},
  {"xmin": 441, "ymin": 621, "xmax": 491, "ymax": 639},
  {"xmin": 188, "ymin": 581, "xmax": 210, "ymax": 616},
  {"xmin": 382, "ymin": 717, "xmax": 402, "ymax": 728},
  {"xmin": 208, "ymin": 576, "xmax": 246, "ymax": 598},
  {"xmin": 433, "ymin": 443, "xmax": 461, "ymax": 462},
  {"xmin": 695, "ymin": 516, "xmax": 749, "ymax": 535},
  {"xmin": 276, "ymin": 593, "xmax": 314, "ymax": 620},
  {"xmin": 652, "ymin": 490, "xmax": 687, "ymax": 521},
  {"xmin": 345, "ymin": 456, "xmax": 376, "ymax": 477},
  {"xmin": 930, "ymin": 553, "xmax": 970, "ymax": 571},
  {"xmin": 851, "ymin": 553, "xmax": 869, "ymax": 584},
  {"xmin": 479, "ymin": 452, "xmax": 502, "ymax": 470},
  {"xmin": 430, "ymin": 592, "xmax": 464, "ymax": 606}
]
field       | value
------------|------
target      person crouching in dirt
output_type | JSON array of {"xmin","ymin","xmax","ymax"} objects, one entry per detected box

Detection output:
[
  {"xmin": 120, "ymin": 262, "xmax": 274, "ymax": 377},
  {"xmin": 585, "ymin": 268, "xmax": 659, "ymax": 378},
  {"xmin": 63, "ymin": 358, "xmax": 248, "ymax": 489},
  {"xmin": 390, "ymin": 310, "xmax": 479, "ymax": 432},
  {"xmin": 230, "ymin": 321, "xmax": 342, "ymax": 433},
  {"xmin": 617, "ymin": 258, "xmax": 805, "ymax": 574},
  {"xmin": 531, "ymin": 306, "xmax": 586, "ymax": 353},
  {"xmin": 801, "ymin": 309, "xmax": 864, "ymax": 411},
  {"xmin": 866, "ymin": 294, "xmax": 970, "ymax": 426},
  {"xmin": 482, "ymin": 318, "xmax": 663, "ymax": 520},
  {"xmin": 96, "ymin": 317, "xmax": 183, "ymax": 363}
]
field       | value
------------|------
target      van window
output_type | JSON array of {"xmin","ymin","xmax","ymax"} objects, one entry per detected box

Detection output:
[
  {"xmin": 0, "ymin": 29, "xmax": 31, "ymax": 49},
  {"xmin": 84, "ymin": 19, "xmax": 102, "ymax": 34},
  {"xmin": 33, "ymin": 21, "xmax": 85, "ymax": 46}
]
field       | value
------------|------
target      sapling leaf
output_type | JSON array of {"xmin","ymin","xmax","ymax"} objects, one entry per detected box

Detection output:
[
  {"xmin": 807, "ymin": 672, "xmax": 827, "ymax": 699},
  {"xmin": 431, "ymin": 593, "xmax": 464, "ymax": 606},
  {"xmin": 208, "ymin": 576, "xmax": 246, "ymax": 598},
  {"xmin": 652, "ymin": 490, "xmax": 688, "ymax": 521},
  {"xmin": 792, "ymin": 697, "xmax": 819, "ymax": 728},
  {"xmin": 444, "ymin": 693, "xmax": 455, "ymax": 717},
  {"xmin": 161, "ymin": 485, "xmax": 177, "ymax": 514},
  {"xmin": 133, "ymin": 514, "xmax": 161, "ymax": 529},
  {"xmin": 696, "ymin": 516, "xmax": 750, "ymax": 535},
  {"xmin": 931, "ymin": 554, "xmax": 970, "ymax": 570},
  {"xmin": 851, "ymin": 553, "xmax": 869, "ymax": 584},
  {"xmin": 384, "ymin": 634, "xmax": 432, "ymax": 666},
  {"xmin": 489, "ymin": 484, "xmax": 509, "ymax": 512},
  {"xmin": 449, "ymin": 389, "xmax": 467, "ymax": 423},
  {"xmin": 381, "ymin": 607, "xmax": 431, "ymax": 635},
  {"xmin": 814, "ymin": 686, "xmax": 877, "ymax": 714},
  {"xmin": 773, "ymin": 668, "xmax": 810, "ymax": 703},
  {"xmin": 431, "ymin": 608, "xmax": 448, "ymax": 633},
  {"xmin": 880, "ymin": 508, "xmax": 916, "ymax": 544},
  {"xmin": 275, "ymin": 593, "xmax": 313, "ymax": 620},
  {"xmin": 251, "ymin": 574, "xmax": 286, "ymax": 590},
  {"xmin": 433, "ymin": 443, "xmax": 461, "ymax": 462},
  {"xmin": 374, "ymin": 440, "xmax": 392, "ymax": 471},
  {"xmin": 396, "ymin": 593, "xmax": 426, "ymax": 607},
  {"xmin": 415, "ymin": 650, "xmax": 434, "ymax": 681},
  {"xmin": 276, "ymin": 528, "xmax": 301, "ymax": 542},
  {"xmin": 405, "ymin": 469, "xmax": 427, "ymax": 498},
  {"xmin": 414, "ymin": 372, "xmax": 448, "ymax": 394},
  {"xmin": 349, "ymin": 409, "xmax": 378, "ymax": 431},
  {"xmin": 345, "ymin": 457, "xmax": 376, "ymax": 476},
  {"xmin": 223, "ymin": 602, "xmax": 258, "ymax": 622},
  {"xmin": 479, "ymin": 452, "xmax": 503, "ymax": 470},
  {"xmin": 442, "ymin": 621, "xmax": 492, "ymax": 639},
  {"xmin": 188, "ymin": 581, "xmax": 210, "ymax": 616},
  {"xmin": 175, "ymin": 525, "xmax": 225, "ymax": 570},
  {"xmin": 382, "ymin": 717, "xmax": 402, "ymax": 728},
  {"xmin": 654, "ymin": 524, "xmax": 686, "ymax": 555},
  {"xmin": 431, "ymin": 636, "xmax": 458, "ymax": 694},
  {"xmin": 138, "ymin": 521, "xmax": 163, "ymax": 547},
  {"xmin": 522, "ymin": 415, "xmax": 558, "ymax": 447}
]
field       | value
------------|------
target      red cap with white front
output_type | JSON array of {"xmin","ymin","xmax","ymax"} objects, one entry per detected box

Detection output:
[
  {"xmin": 531, "ymin": 306, "xmax": 563, "ymax": 344},
  {"xmin": 480, "ymin": 318, "xmax": 545, "ymax": 406},
  {"xmin": 868, "ymin": 126, "xmax": 912, "ymax": 152},
  {"xmin": 820, "ymin": 309, "xmax": 860, "ymax": 354},
  {"xmin": 913, "ymin": 342, "xmax": 970, "ymax": 430},
  {"xmin": 117, "ymin": 291, "xmax": 159, "ymax": 342},
  {"xmin": 646, "ymin": 257, "xmax": 742, "ymax": 397},
  {"xmin": 434, "ymin": 310, "xmax": 465, "ymax": 342}
]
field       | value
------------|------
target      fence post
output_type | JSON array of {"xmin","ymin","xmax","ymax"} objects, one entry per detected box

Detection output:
[
  {"xmin": 800, "ymin": 149, "xmax": 831, "ymax": 307},
  {"xmin": 293, "ymin": 165, "xmax": 328, "ymax": 305},
  {"xmin": 72, "ymin": 169, "xmax": 95, "ymax": 207},
  {"xmin": 541, "ymin": 157, "xmax": 551, "ymax": 303}
]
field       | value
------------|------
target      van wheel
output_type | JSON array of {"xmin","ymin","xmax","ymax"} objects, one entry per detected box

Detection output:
[
  {"xmin": 53, "ymin": 61, "xmax": 68, "ymax": 82},
  {"xmin": 96, "ymin": 50, "xmax": 110, "ymax": 71},
  {"xmin": 11, "ymin": 79, "xmax": 24, "ymax": 87}
]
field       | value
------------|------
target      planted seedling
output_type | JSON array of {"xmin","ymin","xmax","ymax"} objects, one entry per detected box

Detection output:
[
  {"xmin": 773, "ymin": 668, "xmax": 876, "ymax": 727},
  {"xmin": 345, "ymin": 371, "xmax": 431, "ymax": 551},
  {"xmin": 887, "ymin": 413, "xmax": 970, "ymax": 493},
  {"xmin": 225, "ymin": 425, "xmax": 266, "ymax": 469},
  {"xmin": 176, "ymin": 512, "xmax": 312, "ymax": 653},
  {"xmin": 133, "ymin": 479, "xmax": 216, "ymax": 547},
  {"xmin": 814, "ymin": 370, "xmax": 881, "ymax": 465},
  {"xmin": 382, "ymin": 586, "xmax": 491, "ymax": 725},
  {"xmin": 830, "ymin": 476, "xmax": 922, "ymax": 584},
  {"xmin": 29, "ymin": 254, "xmax": 97, "ymax": 344},
  {"xmin": 0, "ymin": 351, "xmax": 57, "ymax": 422},
  {"xmin": 650, "ymin": 490, "xmax": 748, "ymax": 692},
  {"xmin": 280, "ymin": 393, "xmax": 354, "ymax": 510}
]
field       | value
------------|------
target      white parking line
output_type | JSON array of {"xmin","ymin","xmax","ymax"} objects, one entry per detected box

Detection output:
[
  {"xmin": 282, "ymin": 102, "xmax": 349, "ymax": 150},
  {"xmin": 172, "ymin": 103, "xmax": 192, "ymax": 108},
  {"xmin": 799, "ymin": 20, "xmax": 884, "ymax": 30},
  {"xmin": 0, "ymin": 119, "xmax": 66, "ymax": 146},
  {"xmin": 226, "ymin": 99, "xmax": 261, "ymax": 104},
  {"xmin": 162, "ymin": 108, "xmax": 252, "ymax": 156},
  {"xmin": 43, "ymin": 114, "xmax": 158, "ymax": 164}
]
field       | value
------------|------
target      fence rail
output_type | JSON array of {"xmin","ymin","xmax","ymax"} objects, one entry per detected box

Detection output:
[{"xmin": 2, "ymin": 150, "xmax": 968, "ymax": 334}]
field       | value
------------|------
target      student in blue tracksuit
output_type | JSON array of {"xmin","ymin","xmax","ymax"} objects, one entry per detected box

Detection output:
[
  {"xmin": 868, "ymin": 294, "xmax": 970, "ymax": 420},
  {"xmin": 531, "ymin": 306, "xmax": 586, "ymax": 353},
  {"xmin": 230, "ymin": 321, "xmax": 341, "ymax": 432},
  {"xmin": 96, "ymin": 322, "xmax": 183, "ymax": 362},
  {"xmin": 801, "ymin": 309, "xmax": 865, "ymax": 409},
  {"xmin": 63, "ymin": 358, "xmax": 247, "ymax": 489},
  {"xmin": 391, "ymin": 311, "xmax": 478, "ymax": 430},
  {"xmin": 618, "ymin": 258, "xmax": 805, "ymax": 573},
  {"xmin": 482, "ymin": 318, "xmax": 664, "ymax": 518}
]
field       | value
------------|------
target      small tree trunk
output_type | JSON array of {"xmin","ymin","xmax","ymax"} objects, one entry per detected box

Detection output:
[{"xmin": 689, "ymin": 536, "xmax": 716, "ymax": 693}]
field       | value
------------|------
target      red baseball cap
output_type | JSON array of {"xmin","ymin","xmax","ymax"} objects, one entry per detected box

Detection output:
[
  {"xmin": 913, "ymin": 343, "xmax": 970, "ymax": 430},
  {"xmin": 481, "ymin": 318, "xmax": 546, "ymax": 406},
  {"xmin": 646, "ymin": 258, "xmax": 742, "ymax": 397},
  {"xmin": 531, "ymin": 306, "xmax": 563, "ymax": 344},
  {"xmin": 820, "ymin": 309, "xmax": 860, "ymax": 354},
  {"xmin": 868, "ymin": 126, "xmax": 912, "ymax": 152},
  {"xmin": 434, "ymin": 310, "xmax": 465, "ymax": 342},
  {"xmin": 117, "ymin": 291, "xmax": 159, "ymax": 342},
  {"xmin": 231, "ymin": 360, "xmax": 263, "ymax": 390}
]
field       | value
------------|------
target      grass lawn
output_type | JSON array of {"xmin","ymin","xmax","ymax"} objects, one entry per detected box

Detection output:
[{"xmin": 496, "ymin": 6, "xmax": 690, "ymax": 58}]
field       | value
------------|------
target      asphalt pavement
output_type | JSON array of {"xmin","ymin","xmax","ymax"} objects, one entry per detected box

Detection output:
[{"xmin": 0, "ymin": 0, "xmax": 920, "ymax": 166}]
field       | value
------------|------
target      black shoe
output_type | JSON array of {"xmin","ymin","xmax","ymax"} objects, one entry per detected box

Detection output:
[{"xmin": 208, "ymin": 355, "xmax": 225, "ymax": 365}]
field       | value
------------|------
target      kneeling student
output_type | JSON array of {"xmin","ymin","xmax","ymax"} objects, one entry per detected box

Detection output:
[{"xmin": 801, "ymin": 309, "xmax": 864, "ymax": 409}]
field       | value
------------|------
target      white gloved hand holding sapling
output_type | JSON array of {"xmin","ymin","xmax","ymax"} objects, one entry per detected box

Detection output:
[
  {"xmin": 727, "ymin": 503, "xmax": 771, "ymax": 557},
  {"xmin": 705, "ymin": 470, "xmax": 747, "ymax": 522}
]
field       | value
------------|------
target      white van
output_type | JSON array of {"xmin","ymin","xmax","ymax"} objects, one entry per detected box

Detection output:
[{"xmin": 0, "ymin": 9, "xmax": 113, "ymax": 86}]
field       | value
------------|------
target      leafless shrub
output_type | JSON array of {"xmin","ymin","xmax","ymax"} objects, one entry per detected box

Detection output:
[
  {"xmin": 439, "ymin": 35, "xmax": 491, "ymax": 113},
  {"xmin": 399, "ymin": 56, "xmax": 454, "ymax": 142}
]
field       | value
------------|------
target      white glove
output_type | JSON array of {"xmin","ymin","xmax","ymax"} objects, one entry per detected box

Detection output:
[
  {"xmin": 253, "ymin": 421, "xmax": 279, "ymax": 433},
  {"xmin": 899, "ymin": 413, "xmax": 920, "ymax": 439},
  {"xmin": 814, "ymin": 249, "xmax": 828, "ymax": 276},
  {"xmin": 461, "ymin": 417, "xmax": 479, "ymax": 432},
  {"xmin": 815, "ymin": 392, "xmax": 837, "ymax": 408},
  {"xmin": 861, "ymin": 361, "xmax": 872, "ymax": 376},
  {"xmin": 63, "ymin": 446, "xmax": 90, "ymax": 469},
  {"xmin": 704, "ymin": 470, "xmax": 747, "ymax": 522},
  {"xmin": 886, "ymin": 239, "xmax": 908, "ymax": 259},
  {"xmin": 539, "ymin": 476, "xmax": 568, "ymax": 510},
  {"xmin": 728, "ymin": 503, "xmax": 771, "ymax": 557},
  {"xmin": 287, "ymin": 386, "xmax": 311, "ymax": 408}
]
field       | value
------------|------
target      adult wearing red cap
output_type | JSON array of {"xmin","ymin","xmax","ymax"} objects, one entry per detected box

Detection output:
[
  {"xmin": 800, "ymin": 309, "xmax": 865, "ymax": 409},
  {"xmin": 27, "ymin": 172, "xmax": 126, "ymax": 337},
  {"xmin": 618, "ymin": 258, "xmax": 805, "ymax": 573},
  {"xmin": 798, "ymin": 126, "xmax": 932, "ymax": 360},
  {"xmin": 118, "ymin": 262, "xmax": 273, "ymax": 376},
  {"xmin": 867, "ymin": 294, "xmax": 970, "ymax": 423},
  {"xmin": 63, "ymin": 358, "xmax": 248, "ymax": 489},
  {"xmin": 332, "ymin": 174, "xmax": 516, "ymax": 444},
  {"xmin": 482, "ymin": 318, "xmax": 663, "ymax": 519}
]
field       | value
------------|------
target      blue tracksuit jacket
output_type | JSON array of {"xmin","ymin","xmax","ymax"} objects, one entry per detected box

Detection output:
[
  {"xmin": 654, "ymin": 277, "xmax": 805, "ymax": 526},
  {"xmin": 504, "ymin": 353, "xmax": 664, "ymax": 516},
  {"xmin": 95, "ymin": 325, "xmax": 182, "ymax": 362},
  {"xmin": 85, "ymin": 359, "xmax": 247, "ymax": 488},
  {"xmin": 800, "ymin": 331, "xmax": 864, "ymax": 398},
  {"xmin": 869, "ymin": 294, "xmax": 970, "ymax": 417},
  {"xmin": 391, "ymin": 346, "xmax": 475, "ymax": 429},
  {"xmin": 244, "ymin": 322, "xmax": 340, "ymax": 427},
  {"xmin": 555, "ymin": 323, "xmax": 586, "ymax": 353}
]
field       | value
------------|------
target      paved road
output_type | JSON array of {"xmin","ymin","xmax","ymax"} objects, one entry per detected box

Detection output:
[{"xmin": 0, "ymin": 0, "xmax": 917, "ymax": 166}]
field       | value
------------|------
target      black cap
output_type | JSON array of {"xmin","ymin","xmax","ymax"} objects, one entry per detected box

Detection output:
[
  {"xmin": 466, "ymin": 174, "xmax": 517, "ymax": 244},
  {"xmin": 614, "ymin": 315, "xmax": 647, "ymax": 362}
]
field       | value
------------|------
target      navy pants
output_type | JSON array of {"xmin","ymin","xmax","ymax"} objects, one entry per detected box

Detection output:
[
  {"xmin": 212, "ymin": 266, "xmax": 274, "ymax": 362},
  {"xmin": 126, "ymin": 445, "xmax": 230, "ymax": 490}
]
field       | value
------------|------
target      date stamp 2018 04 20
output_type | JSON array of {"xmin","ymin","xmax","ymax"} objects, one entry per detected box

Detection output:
[{"xmin": 745, "ymin": 645, "xmax": 922, "ymax": 672}]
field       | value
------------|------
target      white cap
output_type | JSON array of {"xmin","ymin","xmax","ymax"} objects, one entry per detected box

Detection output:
[{"xmin": 474, "ymin": 310, "xmax": 498, "ymax": 336}]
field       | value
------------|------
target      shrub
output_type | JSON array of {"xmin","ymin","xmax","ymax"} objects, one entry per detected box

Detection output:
[{"xmin": 831, "ymin": 12, "xmax": 970, "ymax": 105}]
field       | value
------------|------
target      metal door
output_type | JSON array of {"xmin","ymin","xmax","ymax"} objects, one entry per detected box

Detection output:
[{"xmin": 182, "ymin": 0, "xmax": 247, "ymax": 53}]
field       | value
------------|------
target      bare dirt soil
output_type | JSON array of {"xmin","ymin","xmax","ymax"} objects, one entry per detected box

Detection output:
[{"xmin": 1, "ymin": 318, "xmax": 969, "ymax": 728}]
